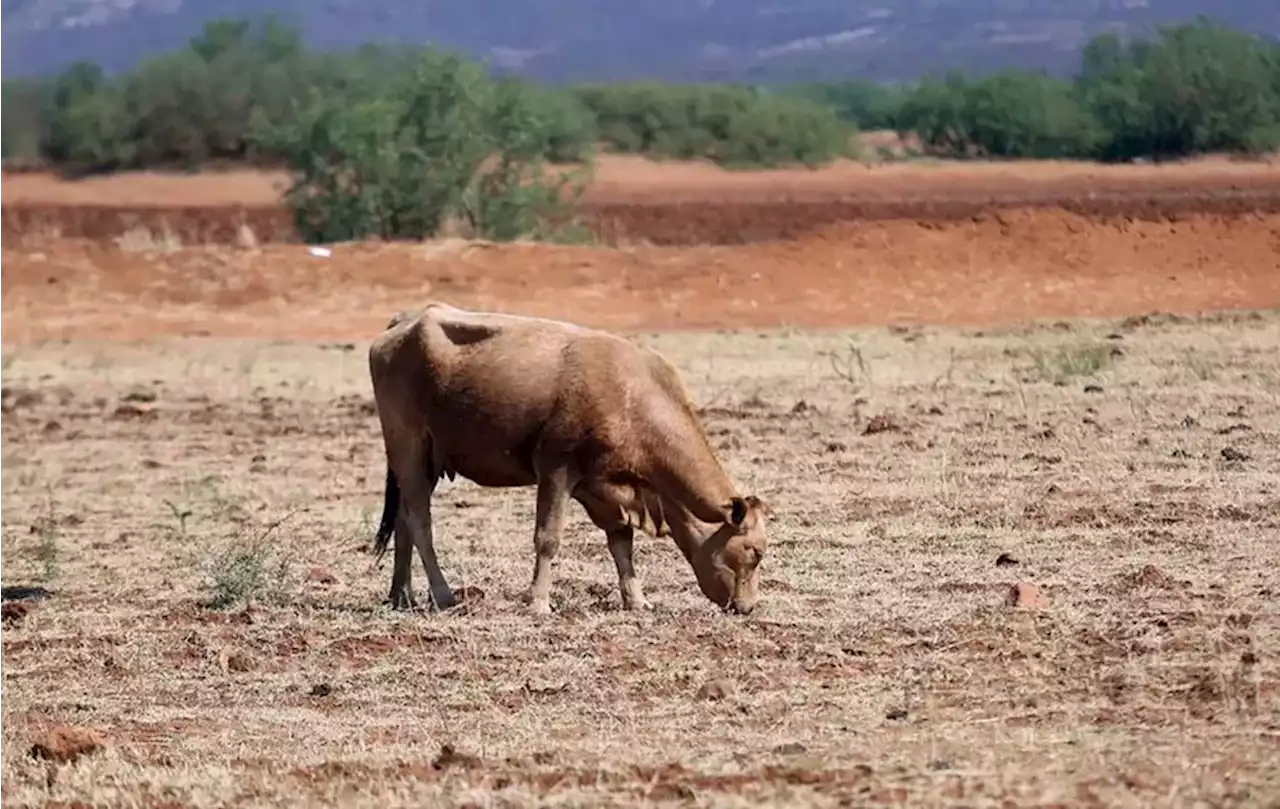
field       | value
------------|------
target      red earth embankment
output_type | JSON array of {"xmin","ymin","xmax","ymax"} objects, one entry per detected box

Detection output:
[{"xmin": 4, "ymin": 208, "xmax": 1278, "ymax": 343}]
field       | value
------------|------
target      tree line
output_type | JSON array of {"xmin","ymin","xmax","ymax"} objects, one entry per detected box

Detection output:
[
  {"xmin": 800, "ymin": 18, "xmax": 1280, "ymax": 162},
  {"xmin": 2, "ymin": 16, "xmax": 1276, "ymax": 243}
]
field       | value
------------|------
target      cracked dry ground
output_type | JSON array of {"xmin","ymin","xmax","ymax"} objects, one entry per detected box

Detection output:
[{"xmin": 2, "ymin": 311, "xmax": 1279, "ymax": 807}]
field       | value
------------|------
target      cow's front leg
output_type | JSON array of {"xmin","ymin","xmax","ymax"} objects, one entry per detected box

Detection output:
[
  {"xmin": 529, "ymin": 465, "xmax": 574, "ymax": 616},
  {"xmin": 607, "ymin": 526, "xmax": 653, "ymax": 611}
]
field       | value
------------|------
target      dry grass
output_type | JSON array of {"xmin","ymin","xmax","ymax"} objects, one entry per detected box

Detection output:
[{"xmin": 2, "ymin": 311, "xmax": 1278, "ymax": 806}]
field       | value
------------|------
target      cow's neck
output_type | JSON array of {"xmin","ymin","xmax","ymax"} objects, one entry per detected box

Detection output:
[{"xmin": 662, "ymin": 498, "xmax": 719, "ymax": 564}]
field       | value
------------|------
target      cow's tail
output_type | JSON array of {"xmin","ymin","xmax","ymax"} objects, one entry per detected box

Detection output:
[{"xmin": 372, "ymin": 465, "xmax": 399, "ymax": 563}]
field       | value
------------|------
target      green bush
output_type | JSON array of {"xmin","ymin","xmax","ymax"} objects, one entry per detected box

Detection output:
[
  {"xmin": 253, "ymin": 51, "xmax": 589, "ymax": 244},
  {"xmin": 492, "ymin": 78, "xmax": 598, "ymax": 163},
  {"xmin": 574, "ymin": 82, "xmax": 853, "ymax": 167},
  {"xmin": 785, "ymin": 79, "xmax": 906, "ymax": 131},
  {"xmin": 2, "ymin": 79, "xmax": 52, "ymax": 168},
  {"xmin": 1078, "ymin": 20, "xmax": 1280, "ymax": 160},
  {"xmin": 893, "ymin": 19, "xmax": 1280, "ymax": 161}
]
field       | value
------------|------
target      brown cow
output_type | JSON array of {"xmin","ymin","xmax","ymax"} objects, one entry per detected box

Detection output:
[{"xmin": 367, "ymin": 302, "xmax": 769, "ymax": 616}]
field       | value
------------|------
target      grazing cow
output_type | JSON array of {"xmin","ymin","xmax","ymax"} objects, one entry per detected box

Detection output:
[{"xmin": 367, "ymin": 302, "xmax": 770, "ymax": 616}]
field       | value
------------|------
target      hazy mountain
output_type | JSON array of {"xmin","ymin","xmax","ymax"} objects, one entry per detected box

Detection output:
[{"xmin": 4, "ymin": 0, "xmax": 1278, "ymax": 83}]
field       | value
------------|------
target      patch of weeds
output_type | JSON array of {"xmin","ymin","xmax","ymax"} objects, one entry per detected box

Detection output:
[
  {"xmin": 817, "ymin": 341, "xmax": 873, "ymax": 393},
  {"xmin": 163, "ymin": 499, "xmax": 193, "ymax": 538},
  {"xmin": 200, "ymin": 513, "xmax": 299, "ymax": 610},
  {"xmin": 1025, "ymin": 344, "xmax": 1114, "ymax": 385},
  {"xmin": 1181, "ymin": 353, "xmax": 1220, "ymax": 382},
  {"xmin": 201, "ymin": 537, "xmax": 295, "ymax": 610},
  {"xmin": 34, "ymin": 509, "xmax": 60, "ymax": 584}
]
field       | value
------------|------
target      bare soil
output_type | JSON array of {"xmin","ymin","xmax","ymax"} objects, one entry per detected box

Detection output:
[
  {"xmin": 3, "ymin": 312, "xmax": 1278, "ymax": 806},
  {"xmin": 4, "ymin": 208, "xmax": 1280, "ymax": 342}
]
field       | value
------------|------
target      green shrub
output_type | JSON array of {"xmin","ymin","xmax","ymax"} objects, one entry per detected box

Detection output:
[
  {"xmin": 1078, "ymin": 20, "xmax": 1280, "ymax": 160},
  {"xmin": 895, "ymin": 19, "xmax": 1280, "ymax": 161},
  {"xmin": 785, "ymin": 79, "xmax": 906, "ymax": 131},
  {"xmin": 574, "ymin": 82, "xmax": 852, "ymax": 167},
  {"xmin": 253, "ymin": 50, "xmax": 589, "ymax": 244}
]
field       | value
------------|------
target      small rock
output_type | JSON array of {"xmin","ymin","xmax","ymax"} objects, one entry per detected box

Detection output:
[
  {"xmin": 1083, "ymin": 384, "xmax": 1104, "ymax": 394},
  {"xmin": 2, "ymin": 601, "xmax": 32, "ymax": 627},
  {"xmin": 111, "ymin": 403, "xmax": 156, "ymax": 421},
  {"xmin": 122, "ymin": 389, "xmax": 157, "ymax": 404},
  {"xmin": 309, "ymin": 683, "xmax": 334, "ymax": 697},
  {"xmin": 1119, "ymin": 564, "xmax": 1175, "ymax": 590},
  {"xmin": 884, "ymin": 707, "xmax": 908, "ymax": 721},
  {"xmin": 11, "ymin": 390, "xmax": 44, "ymax": 409},
  {"xmin": 825, "ymin": 441, "xmax": 847, "ymax": 453},
  {"xmin": 306, "ymin": 566, "xmax": 339, "ymax": 585},
  {"xmin": 696, "ymin": 678, "xmax": 733, "ymax": 702},
  {"xmin": 217, "ymin": 648, "xmax": 256, "ymax": 673},
  {"xmin": 432, "ymin": 743, "xmax": 482, "ymax": 771},
  {"xmin": 995, "ymin": 553, "xmax": 1020, "ymax": 568},
  {"xmin": 791, "ymin": 400, "xmax": 809, "ymax": 414},
  {"xmin": 1221, "ymin": 447, "xmax": 1249, "ymax": 462},
  {"xmin": 28, "ymin": 725, "xmax": 105, "ymax": 764},
  {"xmin": 1181, "ymin": 415, "xmax": 1198, "ymax": 428},
  {"xmin": 1005, "ymin": 582, "xmax": 1048, "ymax": 609},
  {"xmin": 773, "ymin": 742, "xmax": 808, "ymax": 755},
  {"xmin": 456, "ymin": 585, "xmax": 486, "ymax": 603},
  {"xmin": 236, "ymin": 224, "xmax": 260, "ymax": 250},
  {"xmin": 863, "ymin": 414, "xmax": 902, "ymax": 436}
]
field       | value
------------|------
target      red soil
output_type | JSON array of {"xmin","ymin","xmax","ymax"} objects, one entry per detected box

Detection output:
[{"xmin": 3, "ymin": 157, "xmax": 1279, "ymax": 342}]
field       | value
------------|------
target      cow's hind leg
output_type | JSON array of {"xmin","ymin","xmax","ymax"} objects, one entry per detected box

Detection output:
[
  {"xmin": 391, "ymin": 440, "xmax": 457, "ymax": 612},
  {"xmin": 379, "ymin": 467, "xmax": 417, "ymax": 610},
  {"xmin": 388, "ymin": 525, "xmax": 418, "ymax": 610}
]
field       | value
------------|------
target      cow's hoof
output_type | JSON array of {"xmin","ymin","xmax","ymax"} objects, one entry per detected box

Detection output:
[
  {"xmin": 387, "ymin": 589, "xmax": 418, "ymax": 611},
  {"xmin": 528, "ymin": 599, "xmax": 553, "ymax": 617},
  {"xmin": 428, "ymin": 589, "xmax": 459, "ymax": 612}
]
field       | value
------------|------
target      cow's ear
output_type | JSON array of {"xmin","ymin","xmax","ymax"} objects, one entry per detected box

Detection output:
[
  {"xmin": 726, "ymin": 497, "xmax": 749, "ymax": 528},
  {"xmin": 744, "ymin": 494, "xmax": 771, "ymax": 517}
]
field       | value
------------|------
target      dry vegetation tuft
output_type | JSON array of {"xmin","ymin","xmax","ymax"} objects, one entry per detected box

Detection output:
[{"xmin": 2, "ymin": 310, "xmax": 1278, "ymax": 806}]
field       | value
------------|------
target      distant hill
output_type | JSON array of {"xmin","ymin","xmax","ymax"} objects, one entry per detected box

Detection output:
[{"xmin": 4, "ymin": 0, "xmax": 1278, "ymax": 82}]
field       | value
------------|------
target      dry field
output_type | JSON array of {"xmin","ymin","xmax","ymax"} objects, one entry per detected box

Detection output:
[
  {"xmin": 2, "ymin": 310, "xmax": 1279, "ymax": 806},
  {"xmin": 3, "ymin": 157, "xmax": 1280, "ymax": 806}
]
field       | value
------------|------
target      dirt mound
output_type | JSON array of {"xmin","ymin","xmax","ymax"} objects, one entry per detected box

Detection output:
[
  {"xmin": 6, "ymin": 157, "xmax": 1280, "ymax": 247},
  {"xmin": 6, "ymin": 188, "xmax": 1280, "ymax": 249},
  {"xmin": 4, "ymin": 208, "xmax": 1277, "ymax": 342}
]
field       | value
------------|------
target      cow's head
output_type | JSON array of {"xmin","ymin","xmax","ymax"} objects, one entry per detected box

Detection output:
[{"xmin": 690, "ymin": 495, "xmax": 770, "ymax": 615}]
